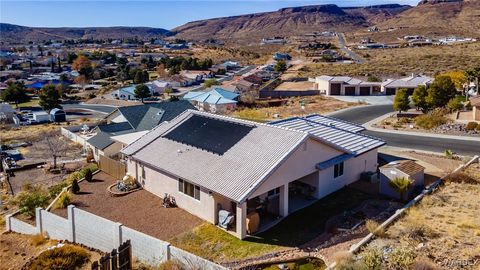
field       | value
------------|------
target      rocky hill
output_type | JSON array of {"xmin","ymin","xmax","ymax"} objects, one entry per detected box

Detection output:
[
  {"xmin": 377, "ymin": 0, "xmax": 480, "ymax": 38},
  {"xmin": 0, "ymin": 23, "xmax": 172, "ymax": 44},
  {"xmin": 172, "ymin": 4, "xmax": 411, "ymax": 43}
]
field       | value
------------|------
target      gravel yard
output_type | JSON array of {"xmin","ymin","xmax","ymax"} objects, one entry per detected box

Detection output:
[{"xmin": 51, "ymin": 171, "xmax": 203, "ymax": 241}]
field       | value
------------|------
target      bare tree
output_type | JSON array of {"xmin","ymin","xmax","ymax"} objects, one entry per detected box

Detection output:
[{"xmin": 35, "ymin": 131, "xmax": 70, "ymax": 169}]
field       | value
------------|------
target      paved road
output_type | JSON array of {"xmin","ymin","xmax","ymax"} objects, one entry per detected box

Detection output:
[
  {"xmin": 330, "ymin": 105, "xmax": 480, "ymax": 156},
  {"xmin": 62, "ymin": 103, "xmax": 117, "ymax": 114},
  {"xmin": 337, "ymin": 33, "xmax": 365, "ymax": 63}
]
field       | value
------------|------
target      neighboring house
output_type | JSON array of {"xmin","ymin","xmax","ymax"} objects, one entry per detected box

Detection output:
[
  {"xmin": 86, "ymin": 101, "xmax": 196, "ymax": 161},
  {"xmin": 379, "ymin": 160, "xmax": 425, "ymax": 200},
  {"xmin": 170, "ymin": 75, "xmax": 197, "ymax": 87},
  {"xmin": 470, "ymin": 96, "xmax": 480, "ymax": 121},
  {"xmin": 179, "ymin": 70, "xmax": 213, "ymax": 81},
  {"xmin": 273, "ymin": 53, "xmax": 292, "ymax": 61},
  {"xmin": 183, "ymin": 88, "xmax": 239, "ymax": 113},
  {"xmin": 146, "ymin": 80, "xmax": 172, "ymax": 95},
  {"xmin": 235, "ymin": 79, "xmax": 256, "ymax": 93},
  {"xmin": 112, "ymin": 85, "xmax": 155, "ymax": 101},
  {"xmin": 121, "ymin": 111, "xmax": 384, "ymax": 239},
  {"xmin": 313, "ymin": 75, "xmax": 381, "ymax": 96},
  {"xmin": 381, "ymin": 74, "xmax": 433, "ymax": 95}
]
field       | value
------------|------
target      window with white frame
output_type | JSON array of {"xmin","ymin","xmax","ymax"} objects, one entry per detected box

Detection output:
[
  {"xmin": 178, "ymin": 179, "xmax": 200, "ymax": 200},
  {"xmin": 334, "ymin": 162, "xmax": 344, "ymax": 178}
]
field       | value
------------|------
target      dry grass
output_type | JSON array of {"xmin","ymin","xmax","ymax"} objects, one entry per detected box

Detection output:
[
  {"xmin": 0, "ymin": 124, "xmax": 59, "ymax": 144},
  {"xmin": 355, "ymin": 163, "xmax": 480, "ymax": 269},
  {"xmin": 366, "ymin": 219, "xmax": 387, "ymax": 238},
  {"xmin": 230, "ymin": 96, "xmax": 360, "ymax": 122},
  {"xmin": 274, "ymin": 81, "xmax": 315, "ymax": 91},
  {"xmin": 303, "ymin": 42, "xmax": 480, "ymax": 77},
  {"xmin": 30, "ymin": 233, "xmax": 48, "ymax": 247}
]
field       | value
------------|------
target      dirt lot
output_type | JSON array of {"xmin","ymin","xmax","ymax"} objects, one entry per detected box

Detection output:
[
  {"xmin": 347, "ymin": 160, "xmax": 480, "ymax": 270},
  {"xmin": 51, "ymin": 171, "xmax": 203, "ymax": 241},
  {"xmin": 303, "ymin": 42, "xmax": 480, "ymax": 77},
  {"xmin": 0, "ymin": 232, "xmax": 101, "ymax": 270},
  {"xmin": 8, "ymin": 162, "xmax": 85, "ymax": 195},
  {"xmin": 274, "ymin": 81, "xmax": 315, "ymax": 91},
  {"xmin": 231, "ymin": 95, "xmax": 361, "ymax": 122}
]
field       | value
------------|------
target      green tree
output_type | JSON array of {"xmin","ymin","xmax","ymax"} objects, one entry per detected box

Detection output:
[
  {"xmin": 447, "ymin": 96, "xmax": 463, "ymax": 112},
  {"xmin": 426, "ymin": 75, "xmax": 457, "ymax": 108},
  {"xmin": 1, "ymin": 82, "xmax": 30, "ymax": 108},
  {"xmin": 39, "ymin": 84, "xmax": 61, "ymax": 111},
  {"xmin": 133, "ymin": 70, "xmax": 145, "ymax": 84},
  {"xmin": 274, "ymin": 60, "xmax": 287, "ymax": 72},
  {"xmin": 204, "ymin": 79, "xmax": 220, "ymax": 88},
  {"xmin": 393, "ymin": 88, "xmax": 410, "ymax": 113},
  {"xmin": 465, "ymin": 65, "xmax": 480, "ymax": 94},
  {"xmin": 134, "ymin": 84, "xmax": 151, "ymax": 103},
  {"xmin": 389, "ymin": 177, "xmax": 413, "ymax": 201},
  {"xmin": 411, "ymin": 85, "xmax": 430, "ymax": 112}
]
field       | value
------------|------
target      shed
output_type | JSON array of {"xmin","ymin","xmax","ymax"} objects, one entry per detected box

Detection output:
[
  {"xmin": 379, "ymin": 160, "xmax": 425, "ymax": 200},
  {"xmin": 50, "ymin": 108, "xmax": 66, "ymax": 122}
]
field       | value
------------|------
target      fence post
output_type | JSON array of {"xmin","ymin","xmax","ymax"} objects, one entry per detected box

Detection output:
[
  {"xmin": 5, "ymin": 213, "xmax": 12, "ymax": 231},
  {"xmin": 67, "ymin": 205, "xmax": 76, "ymax": 243},
  {"xmin": 166, "ymin": 243, "xmax": 171, "ymax": 261},
  {"xmin": 111, "ymin": 249, "xmax": 118, "ymax": 270},
  {"xmin": 35, "ymin": 207, "xmax": 43, "ymax": 234},
  {"xmin": 115, "ymin": 223, "xmax": 123, "ymax": 248}
]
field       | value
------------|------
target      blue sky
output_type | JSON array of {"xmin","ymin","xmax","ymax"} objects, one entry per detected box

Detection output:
[{"xmin": 1, "ymin": 0, "xmax": 418, "ymax": 30}]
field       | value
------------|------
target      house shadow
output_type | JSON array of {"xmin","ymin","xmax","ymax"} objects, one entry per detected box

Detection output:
[
  {"xmin": 76, "ymin": 191, "xmax": 93, "ymax": 195},
  {"xmin": 243, "ymin": 187, "xmax": 376, "ymax": 248},
  {"xmin": 86, "ymin": 179, "xmax": 104, "ymax": 183}
]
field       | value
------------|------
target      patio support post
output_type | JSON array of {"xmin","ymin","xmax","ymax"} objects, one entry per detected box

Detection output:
[
  {"xmin": 279, "ymin": 184, "xmax": 289, "ymax": 217},
  {"xmin": 236, "ymin": 202, "xmax": 246, "ymax": 239}
]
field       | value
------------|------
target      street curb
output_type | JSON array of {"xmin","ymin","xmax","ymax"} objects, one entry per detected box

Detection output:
[{"xmin": 363, "ymin": 113, "xmax": 480, "ymax": 142}]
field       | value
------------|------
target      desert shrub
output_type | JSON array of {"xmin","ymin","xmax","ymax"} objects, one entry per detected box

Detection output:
[
  {"xmin": 0, "ymin": 215, "xmax": 5, "ymax": 227},
  {"xmin": 12, "ymin": 186, "xmax": 50, "ymax": 218},
  {"xmin": 414, "ymin": 114, "xmax": 448, "ymax": 129},
  {"xmin": 53, "ymin": 192, "xmax": 72, "ymax": 209},
  {"xmin": 361, "ymin": 247, "xmax": 383, "ymax": 269},
  {"xmin": 444, "ymin": 149, "xmax": 456, "ymax": 159},
  {"xmin": 446, "ymin": 172, "xmax": 479, "ymax": 184},
  {"xmin": 84, "ymin": 168, "xmax": 93, "ymax": 182},
  {"xmin": 389, "ymin": 177, "xmax": 413, "ymax": 201},
  {"xmin": 465, "ymin": 121, "xmax": 478, "ymax": 131},
  {"xmin": 386, "ymin": 246, "xmax": 416, "ymax": 270},
  {"xmin": 71, "ymin": 179, "xmax": 80, "ymax": 194},
  {"xmin": 28, "ymin": 244, "xmax": 90, "ymax": 270},
  {"xmin": 365, "ymin": 219, "xmax": 386, "ymax": 238},
  {"xmin": 406, "ymin": 224, "xmax": 437, "ymax": 241},
  {"xmin": 30, "ymin": 233, "xmax": 48, "ymax": 246},
  {"xmin": 158, "ymin": 260, "xmax": 183, "ymax": 270},
  {"xmin": 48, "ymin": 181, "xmax": 69, "ymax": 199},
  {"xmin": 411, "ymin": 257, "xmax": 440, "ymax": 270},
  {"xmin": 477, "ymin": 124, "xmax": 480, "ymax": 131}
]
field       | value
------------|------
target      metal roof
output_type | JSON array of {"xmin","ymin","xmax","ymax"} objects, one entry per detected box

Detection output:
[
  {"xmin": 122, "ymin": 110, "xmax": 308, "ymax": 202},
  {"xmin": 270, "ymin": 117, "xmax": 385, "ymax": 156},
  {"xmin": 303, "ymin": 114, "xmax": 365, "ymax": 133}
]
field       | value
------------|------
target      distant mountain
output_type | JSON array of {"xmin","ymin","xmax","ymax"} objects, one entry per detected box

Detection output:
[
  {"xmin": 172, "ymin": 4, "xmax": 411, "ymax": 43},
  {"xmin": 377, "ymin": 0, "xmax": 480, "ymax": 38},
  {"xmin": 0, "ymin": 23, "xmax": 172, "ymax": 44}
]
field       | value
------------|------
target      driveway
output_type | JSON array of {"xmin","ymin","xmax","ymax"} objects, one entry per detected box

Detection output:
[
  {"xmin": 337, "ymin": 33, "xmax": 364, "ymax": 63},
  {"xmin": 330, "ymin": 95, "xmax": 394, "ymax": 105}
]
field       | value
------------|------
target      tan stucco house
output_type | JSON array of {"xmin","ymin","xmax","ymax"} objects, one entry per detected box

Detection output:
[
  {"xmin": 313, "ymin": 75, "xmax": 381, "ymax": 96},
  {"xmin": 121, "ymin": 111, "xmax": 385, "ymax": 239}
]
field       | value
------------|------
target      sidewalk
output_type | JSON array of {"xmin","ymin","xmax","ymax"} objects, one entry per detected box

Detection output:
[{"xmin": 363, "ymin": 113, "xmax": 480, "ymax": 142}]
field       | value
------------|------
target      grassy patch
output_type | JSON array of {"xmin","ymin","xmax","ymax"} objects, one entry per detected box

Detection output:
[
  {"xmin": 17, "ymin": 99, "xmax": 40, "ymax": 108},
  {"xmin": 170, "ymin": 223, "xmax": 284, "ymax": 262}
]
